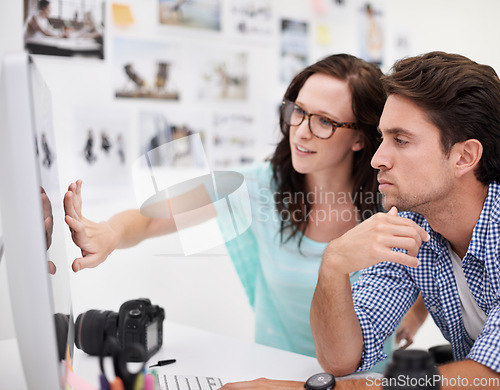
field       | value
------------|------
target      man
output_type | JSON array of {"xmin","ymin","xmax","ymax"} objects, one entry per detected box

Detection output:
[
  {"xmin": 311, "ymin": 51, "xmax": 500, "ymax": 388},
  {"xmin": 25, "ymin": 1, "xmax": 63, "ymax": 39},
  {"xmin": 223, "ymin": 52, "xmax": 500, "ymax": 389}
]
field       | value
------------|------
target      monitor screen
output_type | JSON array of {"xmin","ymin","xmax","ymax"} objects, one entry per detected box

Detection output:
[{"xmin": 0, "ymin": 52, "xmax": 74, "ymax": 389}]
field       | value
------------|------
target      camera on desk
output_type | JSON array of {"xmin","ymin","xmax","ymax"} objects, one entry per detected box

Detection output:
[{"xmin": 75, "ymin": 298, "xmax": 165, "ymax": 362}]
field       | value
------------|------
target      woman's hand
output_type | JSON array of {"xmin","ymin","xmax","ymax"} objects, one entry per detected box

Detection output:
[
  {"xmin": 396, "ymin": 294, "xmax": 428, "ymax": 349},
  {"xmin": 64, "ymin": 180, "xmax": 121, "ymax": 272}
]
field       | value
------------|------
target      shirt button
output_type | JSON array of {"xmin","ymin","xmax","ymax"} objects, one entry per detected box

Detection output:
[{"xmin": 430, "ymin": 306, "xmax": 437, "ymax": 312}]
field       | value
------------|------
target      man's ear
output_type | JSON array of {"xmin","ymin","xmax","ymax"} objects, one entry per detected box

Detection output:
[
  {"xmin": 453, "ymin": 139, "xmax": 483, "ymax": 178},
  {"xmin": 352, "ymin": 133, "xmax": 365, "ymax": 152}
]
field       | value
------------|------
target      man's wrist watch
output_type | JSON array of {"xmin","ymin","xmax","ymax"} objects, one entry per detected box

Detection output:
[{"xmin": 304, "ymin": 373, "xmax": 336, "ymax": 390}]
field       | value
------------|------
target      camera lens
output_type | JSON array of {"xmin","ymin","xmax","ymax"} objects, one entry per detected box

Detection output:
[
  {"xmin": 53, "ymin": 313, "xmax": 70, "ymax": 361},
  {"xmin": 75, "ymin": 310, "xmax": 118, "ymax": 356}
]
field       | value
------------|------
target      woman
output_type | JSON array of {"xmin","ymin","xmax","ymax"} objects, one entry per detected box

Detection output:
[
  {"xmin": 25, "ymin": 0, "xmax": 68, "ymax": 39},
  {"xmin": 65, "ymin": 54, "xmax": 424, "ymax": 372}
]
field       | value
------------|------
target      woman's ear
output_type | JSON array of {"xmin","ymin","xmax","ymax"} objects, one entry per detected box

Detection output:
[
  {"xmin": 351, "ymin": 133, "xmax": 365, "ymax": 152},
  {"xmin": 453, "ymin": 139, "xmax": 483, "ymax": 178}
]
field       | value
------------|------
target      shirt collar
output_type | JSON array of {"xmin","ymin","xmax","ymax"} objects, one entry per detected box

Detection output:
[
  {"xmin": 402, "ymin": 212, "xmax": 447, "ymax": 255},
  {"xmin": 401, "ymin": 182, "xmax": 500, "ymax": 259},
  {"xmin": 467, "ymin": 181, "xmax": 500, "ymax": 260}
]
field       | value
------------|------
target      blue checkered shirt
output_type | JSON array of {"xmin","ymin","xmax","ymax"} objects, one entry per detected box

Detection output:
[{"xmin": 351, "ymin": 181, "xmax": 500, "ymax": 372}]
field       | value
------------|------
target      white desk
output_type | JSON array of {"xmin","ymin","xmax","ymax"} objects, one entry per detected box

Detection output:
[
  {"xmin": 75, "ymin": 320, "xmax": 324, "ymax": 387},
  {"xmin": 26, "ymin": 36, "xmax": 102, "ymax": 51},
  {"xmin": 25, "ymin": 36, "xmax": 102, "ymax": 58},
  {"xmin": 1, "ymin": 320, "xmax": 324, "ymax": 389}
]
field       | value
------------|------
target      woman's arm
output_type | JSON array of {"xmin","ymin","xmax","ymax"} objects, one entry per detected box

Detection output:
[{"xmin": 64, "ymin": 180, "xmax": 176, "ymax": 271}]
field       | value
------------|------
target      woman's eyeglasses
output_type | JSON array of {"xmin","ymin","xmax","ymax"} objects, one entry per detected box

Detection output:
[{"xmin": 281, "ymin": 99, "xmax": 357, "ymax": 140}]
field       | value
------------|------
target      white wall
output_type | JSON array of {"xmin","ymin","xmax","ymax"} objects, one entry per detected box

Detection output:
[{"xmin": 2, "ymin": 0, "xmax": 500, "ymax": 351}]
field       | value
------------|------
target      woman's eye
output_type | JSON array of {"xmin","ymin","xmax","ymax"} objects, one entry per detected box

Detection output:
[
  {"xmin": 394, "ymin": 137, "xmax": 408, "ymax": 145},
  {"xmin": 318, "ymin": 117, "xmax": 332, "ymax": 128},
  {"xmin": 294, "ymin": 106, "xmax": 305, "ymax": 115}
]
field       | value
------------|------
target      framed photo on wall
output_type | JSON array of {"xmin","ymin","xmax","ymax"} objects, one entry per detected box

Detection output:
[{"xmin": 24, "ymin": 0, "xmax": 105, "ymax": 59}]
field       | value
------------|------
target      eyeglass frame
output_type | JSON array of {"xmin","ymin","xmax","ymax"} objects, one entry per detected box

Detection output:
[{"xmin": 281, "ymin": 99, "xmax": 358, "ymax": 140}]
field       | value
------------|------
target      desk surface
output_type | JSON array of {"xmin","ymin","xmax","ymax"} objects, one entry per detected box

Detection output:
[
  {"xmin": 0, "ymin": 320, "xmax": 324, "ymax": 389},
  {"xmin": 75, "ymin": 320, "xmax": 324, "ymax": 387},
  {"xmin": 26, "ymin": 36, "xmax": 101, "ymax": 51}
]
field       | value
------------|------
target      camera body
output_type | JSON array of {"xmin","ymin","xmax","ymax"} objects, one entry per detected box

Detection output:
[
  {"xmin": 117, "ymin": 298, "xmax": 165, "ymax": 361},
  {"xmin": 75, "ymin": 298, "xmax": 165, "ymax": 362}
]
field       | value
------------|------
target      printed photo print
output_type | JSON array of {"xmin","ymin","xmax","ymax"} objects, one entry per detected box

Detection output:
[{"xmin": 24, "ymin": 0, "xmax": 104, "ymax": 59}]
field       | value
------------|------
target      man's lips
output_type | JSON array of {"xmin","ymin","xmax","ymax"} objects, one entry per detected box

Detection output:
[{"xmin": 377, "ymin": 177, "xmax": 393, "ymax": 190}]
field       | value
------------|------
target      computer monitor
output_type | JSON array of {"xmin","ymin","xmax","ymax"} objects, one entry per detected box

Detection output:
[{"xmin": 0, "ymin": 52, "xmax": 74, "ymax": 389}]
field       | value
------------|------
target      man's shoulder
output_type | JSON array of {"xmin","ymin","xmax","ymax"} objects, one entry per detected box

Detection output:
[{"xmin": 490, "ymin": 181, "xmax": 500, "ymax": 215}]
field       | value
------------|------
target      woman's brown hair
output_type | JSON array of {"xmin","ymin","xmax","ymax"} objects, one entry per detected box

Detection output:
[{"xmin": 270, "ymin": 54, "xmax": 386, "ymax": 245}]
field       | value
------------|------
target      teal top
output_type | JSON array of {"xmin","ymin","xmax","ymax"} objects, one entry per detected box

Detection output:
[{"xmin": 223, "ymin": 162, "xmax": 393, "ymax": 373}]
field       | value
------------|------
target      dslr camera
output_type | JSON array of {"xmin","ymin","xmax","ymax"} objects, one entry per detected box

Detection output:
[{"xmin": 75, "ymin": 298, "xmax": 165, "ymax": 361}]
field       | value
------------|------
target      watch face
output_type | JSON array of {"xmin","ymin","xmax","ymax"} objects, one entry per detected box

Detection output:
[{"xmin": 306, "ymin": 373, "xmax": 335, "ymax": 390}]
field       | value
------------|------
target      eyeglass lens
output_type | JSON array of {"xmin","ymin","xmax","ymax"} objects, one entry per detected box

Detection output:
[{"xmin": 283, "ymin": 101, "xmax": 333, "ymax": 139}]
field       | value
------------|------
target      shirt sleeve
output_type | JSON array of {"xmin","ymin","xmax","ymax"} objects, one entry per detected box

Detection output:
[
  {"xmin": 352, "ymin": 261, "xmax": 419, "ymax": 371},
  {"xmin": 467, "ymin": 303, "xmax": 500, "ymax": 372}
]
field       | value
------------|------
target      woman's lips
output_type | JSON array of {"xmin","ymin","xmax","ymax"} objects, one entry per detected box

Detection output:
[{"xmin": 295, "ymin": 144, "xmax": 316, "ymax": 155}]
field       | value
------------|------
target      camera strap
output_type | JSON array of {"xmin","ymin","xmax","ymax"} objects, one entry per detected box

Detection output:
[{"xmin": 99, "ymin": 337, "xmax": 146, "ymax": 390}]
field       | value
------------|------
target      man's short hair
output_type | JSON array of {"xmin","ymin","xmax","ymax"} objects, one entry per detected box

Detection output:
[
  {"xmin": 38, "ymin": 0, "xmax": 50, "ymax": 11},
  {"xmin": 382, "ymin": 51, "xmax": 500, "ymax": 184}
]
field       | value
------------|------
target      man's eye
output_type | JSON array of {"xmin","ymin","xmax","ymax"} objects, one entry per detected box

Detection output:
[{"xmin": 394, "ymin": 137, "xmax": 408, "ymax": 145}]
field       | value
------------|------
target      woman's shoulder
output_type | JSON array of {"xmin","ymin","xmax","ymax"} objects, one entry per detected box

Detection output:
[
  {"xmin": 236, "ymin": 160, "xmax": 271, "ymax": 176},
  {"xmin": 236, "ymin": 161, "xmax": 273, "ymax": 187}
]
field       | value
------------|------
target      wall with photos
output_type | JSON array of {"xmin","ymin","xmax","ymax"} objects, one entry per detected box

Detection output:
[{"xmin": 2, "ymin": 0, "xmax": 500, "ymax": 350}]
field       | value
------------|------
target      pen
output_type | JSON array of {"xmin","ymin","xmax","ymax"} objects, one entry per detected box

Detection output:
[
  {"xmin": 143, "ymin": 373, "xmax": 155, "ymax": 390},
  {"xmin": 150, "ymin": 369, "xmax": 160, "ymax": 390},
  {"xmin": 149, "ymin": 359, "xmax": 176, "ymax": 368},
  {"xmin": 133, "ymin": 373, "xmax": 144, "ymax": 390},
  {"xmin": 110, "ymin": 377, "xmax": 125, "ymax": 390},
  {"xmin": 100, "ymin": 373, "xmax": 111, "ymax": 390}
]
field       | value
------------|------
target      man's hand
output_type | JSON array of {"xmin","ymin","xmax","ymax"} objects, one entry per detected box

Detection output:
[
  {"xmin": 323, "ymin": 207, "xmax": 430, "ymax": 276},
  {"xmin": 64, "ymin": 180, "xmax": 120, "ymax": 272},
  {"xmin": 221, "ymin": 378, "xmax": 304, "ymax": 390},
  {"xmin": 221, "ymin": 378, "xmax": 375, "ymax": 390}
]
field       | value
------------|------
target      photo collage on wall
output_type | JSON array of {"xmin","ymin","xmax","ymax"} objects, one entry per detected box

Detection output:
[
  {"xmin": 137, "ymin": 109, "xmax": 209, "ymax": 168},
  {"xmin": 228, "ymin": 0, "xmax": 273, "ymax": 38},
  {"xmin": 72, "ymin": 105, "xmax": 131, "ymax": 199},
  {"xmin": 24, "ymin": 0, "xmax": 105, "ymax": 59},
  {"xmin": 211, "ymin": 111, "xmax": 255, "ymax": 169},
  {"xmin": 113, "ymin": 37, "xmax": 181, "ymax": 100},
  {"xmin": 23, "ymin": 0, "xmax": 407, "ymax": 197},
  {"xmin": 280, "ymin": 18, "xmax": 309, "ymax": 84},
  {"xmin": 159, "ymin": 0, "xmax": 222, "ymax": 30},
  {"xmin": 357, "ymin": 0, "xmax": 385, "ymax": 66},
  {"xmin": 194, "ymin": 48, "xmax": 248, "ymax": 101}
]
